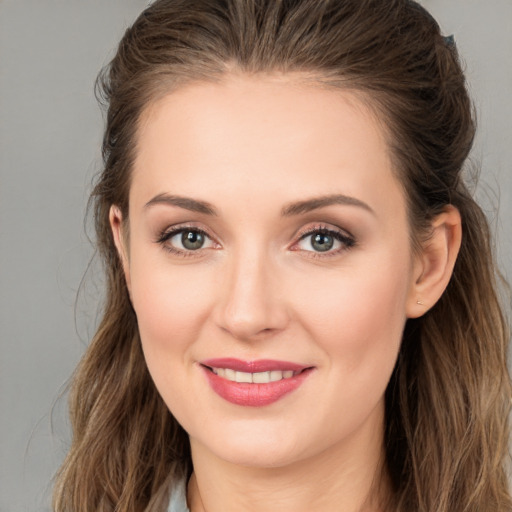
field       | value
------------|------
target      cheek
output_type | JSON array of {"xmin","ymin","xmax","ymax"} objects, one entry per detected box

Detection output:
[
  {"xmin": 285, "ymin": 254, "xmax": 411, "ymax": 443},
  {"xmin": 296, "ymin": 253, "xmax": 411, "ymax": 377},
  {"xmin": 130, "ymin": 245, "xmax": 411, "ymax": 361},
  {"xmin": 128, "ymin": 251, "xmax": 216, "ymax": 362},
  {"xmin": 128, "ymin": 254, "xmax": 219, "ymax": 420}
]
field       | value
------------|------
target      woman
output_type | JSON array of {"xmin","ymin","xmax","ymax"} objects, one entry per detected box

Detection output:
[{"xmin": 53, "ymin": 0, "xmax": 512, "ymax": 511}]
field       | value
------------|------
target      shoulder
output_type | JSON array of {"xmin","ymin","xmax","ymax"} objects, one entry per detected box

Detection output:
[{"xmin": 167, "ymin": 478, "xmax": 189, "ymax": 512}]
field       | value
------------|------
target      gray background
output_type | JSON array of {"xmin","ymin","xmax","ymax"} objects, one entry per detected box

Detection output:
[{"xmin": 1, "ymin": 1, "xmax": 511, "ymax": 511}]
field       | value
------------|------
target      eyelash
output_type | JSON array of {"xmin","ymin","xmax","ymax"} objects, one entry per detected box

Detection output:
[
  {"xmin": 293, "ymin": 225, "xmax": 356, "ymax": 259},
  {"xmin": 155, "ymin": 225, "xmax": 215, "ymax": 258},
  {"xmin": 155, "ymin": 224, "xmax": 356, "ymax": 259}
]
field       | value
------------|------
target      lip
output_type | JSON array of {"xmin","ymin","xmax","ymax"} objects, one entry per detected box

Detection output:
[
  {"xmin": 200, "ymin": 358, "xmax": 314, "ymax": 407},
  {"xmin": 201, "ymin": 358, "xmax": 308, "ymax": 373}
]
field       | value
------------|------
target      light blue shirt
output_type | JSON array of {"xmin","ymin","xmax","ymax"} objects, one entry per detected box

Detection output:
[{"xmin": 167, "ymin": 479, "xmax": 190, "ymax": 512}]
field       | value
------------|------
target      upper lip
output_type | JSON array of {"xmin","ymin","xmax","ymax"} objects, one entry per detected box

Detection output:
[{"xmin": 200, "ymin": 358, "xmax": 311, "ymax": 373}]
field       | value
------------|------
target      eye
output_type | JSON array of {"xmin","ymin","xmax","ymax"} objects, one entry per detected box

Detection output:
[
  {"xmin": 174, "ymin": 230, "xmax": 208, "ymax": 250},
  {"xmin": 157, "ymin": 227, "xmax": 216, "ymax": 255},
  {"xmin": 295, "ymin": 227, "xmax": 355, "ymax": 255}
]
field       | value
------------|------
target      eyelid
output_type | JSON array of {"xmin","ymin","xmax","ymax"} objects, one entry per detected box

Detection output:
[
  {"xmin": 294, "ymin": 223, "xmax": 355, "ymax": 242},
  {"xmin": 290, "ymin": 223, "xmax": 356, "ymax": 256},
  {"xmin": 155, "ymin": 223, "xmax": 220, "ymax": 257},
  {"xmin": 156, "ymin": 222, "xmax": 212, "ymax": 241},
  {"xmin": 155, "ymin": 222, "xmax": 356, "ymax": 258}
]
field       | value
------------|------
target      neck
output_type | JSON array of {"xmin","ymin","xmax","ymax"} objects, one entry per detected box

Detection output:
[{"xmin": 187, "ymin": 404, "xmax": 389, "ymax": 512}]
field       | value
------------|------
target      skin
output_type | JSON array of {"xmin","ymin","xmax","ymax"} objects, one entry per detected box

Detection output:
[{"xmin": 111, "ymin": 74, "xmax": 461, "ymax": 512}]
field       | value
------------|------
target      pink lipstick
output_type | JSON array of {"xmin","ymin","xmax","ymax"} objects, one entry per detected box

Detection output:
[{"xmin": 200, "ymin": 358, "xmax": 313, "ymax": 407}]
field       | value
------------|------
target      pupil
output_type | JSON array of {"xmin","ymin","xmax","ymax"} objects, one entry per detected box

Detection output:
[
  {"xmin": 182, "ymin": 231, "xmax": 204, "ymax": 250},
  {"xmin": 312, "ymin": 233, "xmax": 333, "ymax": 252}
]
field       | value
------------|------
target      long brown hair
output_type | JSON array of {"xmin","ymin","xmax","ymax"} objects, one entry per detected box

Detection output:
[{"xmin": 53, "ymin": 1, "xmax": 512, "ymax": 510}]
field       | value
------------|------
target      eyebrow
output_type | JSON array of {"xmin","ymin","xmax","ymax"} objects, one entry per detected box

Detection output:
[
  {"xmin": 281, "ymin": 194, "xmax": 375, "ymax": 217},
  {"xmin": 144, "ymin": 193, "xmax": 374, "ymax": 217},
  {"xmin": 144, "ymin": 193, "xmax": 218, "ymax": 215}
]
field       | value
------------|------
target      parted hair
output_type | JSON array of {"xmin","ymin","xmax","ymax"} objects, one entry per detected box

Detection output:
[{"xmin": 53, "ymin": 1, "xmax": 512, "ymax": 511}]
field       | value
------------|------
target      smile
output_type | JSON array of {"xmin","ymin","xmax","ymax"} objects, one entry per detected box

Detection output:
[
  {"xmin": 210, "ymin": 368, "xmax": 297, "ymax": 383},
  {"xmin": 200, "ymin": 358, "xmax": 313, "ymax": 407}
]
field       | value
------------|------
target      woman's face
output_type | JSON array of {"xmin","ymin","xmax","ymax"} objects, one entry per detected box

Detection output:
[{"xmin": 115, "ymin": 75, "xmax": 422, "ymax": 468}]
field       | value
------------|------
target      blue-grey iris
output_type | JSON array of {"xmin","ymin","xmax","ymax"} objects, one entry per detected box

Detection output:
[
  {"xmin": 182, "ymin": 231, "xmax": 204, "ymax": 250},
  {"xmin": 312, "ymin": 233, "xmax": 334, "ymax": 252}
]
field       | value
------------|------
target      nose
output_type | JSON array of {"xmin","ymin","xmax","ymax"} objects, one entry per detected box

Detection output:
[{"xmin": 213, "ymin": 248, "xmax": 290, "ymax": 341}]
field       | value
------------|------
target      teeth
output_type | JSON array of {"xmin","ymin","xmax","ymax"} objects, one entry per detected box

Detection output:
[
  {"xmin": 235, "ymin": 371, "xmax": 253, "ymax": 383},
  {"xmin": 270, "ymin": 370, "xmax": 282, "ymax": 382},
  {"xmin": 252, "ymin": 371, "xmax": 271, "ymax": 383},
  {"xmin": 211, "ymin": 368, "xmax": 297, "ymax": 383}
]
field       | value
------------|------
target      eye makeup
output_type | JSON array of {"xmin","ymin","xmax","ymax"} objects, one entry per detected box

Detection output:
[
  {"xmin": 154, "ymin": 221, "xmax": 356, "ymax": 259},
  {"xmin": 155, "ymin": 224, "xmax": 218, "ymax": 258},
  {"xmin": 291, "ymin": 224, "xmax": 356, "ymax": 259}
]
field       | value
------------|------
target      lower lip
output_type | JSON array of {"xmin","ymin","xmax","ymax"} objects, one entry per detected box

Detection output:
[{"xmin": 202, "ymin": 367, "xmax": 312, "ymax": 407}]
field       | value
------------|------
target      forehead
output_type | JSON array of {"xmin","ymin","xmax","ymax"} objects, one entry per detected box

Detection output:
[{"xmin": 131, "ymin": 74, "xmax": 404, "ymax": 220}]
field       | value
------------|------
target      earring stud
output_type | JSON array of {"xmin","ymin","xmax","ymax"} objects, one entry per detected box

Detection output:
[{"xmin": 416, "ymin": 300, "xmax": 425, "ymax": 306}]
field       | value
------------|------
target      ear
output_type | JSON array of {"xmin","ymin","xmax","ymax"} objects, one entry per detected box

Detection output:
[
  {"xmin": 109, "ymin": 205, "xmax": 132, "ymax": 293},
  {"xmin": 406, "ymin": 205, "xmax": 462, "ymax": 318}
]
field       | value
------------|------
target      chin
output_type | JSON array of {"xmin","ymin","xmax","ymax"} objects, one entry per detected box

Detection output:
[
  {"xmin": 212, "ymin": 440, "xmax": 302, "ymax": 469},
  {"xmin": 190, "ymin": 416, "xmax": 325, "ymax": 470}
]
